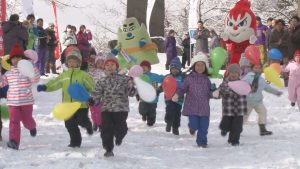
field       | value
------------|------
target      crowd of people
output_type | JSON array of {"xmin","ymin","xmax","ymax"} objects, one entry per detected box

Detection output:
[{"xmin": 0, "ymin": 13, "xmax": 300, "ymax": 159}]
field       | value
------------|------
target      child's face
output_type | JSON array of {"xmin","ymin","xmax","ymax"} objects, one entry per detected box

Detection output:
[
  {"xmin": 252, "ymin": 65, "xmax": 262, "ymax": 73},
  {"xmin": 228, "ymin": 72, "xmax": 239, "ymax": 81},
  {"xmin": 11, "ymin": 56, "xmax": 22, "ymax": 66},
  {"xmin": 171, "ymin": 68, "xmax": 180, "ymax": 76},
  {"xmin": 295, "ymin": 55, "xmax": 300, "ymax": 63},
  {"xmin": 96, "ymin": 60, "xmax": 104, "ymax": 69},
  {"xmin": 67, "ymin": 59, "xmax": 79, "ymax": 68},
  {"xmin": 142, "ymin": 66, "xmax": 150, "ymax": 73},
  {"xmin": 105, "ymin": 62, "xmax": 117, "ymax": 75},
  {"xmin": 194, "ymin": 61, "xmax": 206, "ymax": 74}
]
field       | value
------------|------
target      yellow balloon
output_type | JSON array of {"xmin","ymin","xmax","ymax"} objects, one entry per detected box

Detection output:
[
  {"xmin": 264, "ymin": 67, "xmax": 283, "ymax": 88},
  {"xmin": 52, "ymin": 102, "xmax": 81, "ymax": 121},
  {"xmin": 1, "ymin": 55, "xmax": 11, "ymax": 70}
]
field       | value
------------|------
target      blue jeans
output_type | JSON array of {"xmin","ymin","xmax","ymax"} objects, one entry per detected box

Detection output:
[{"xmin": 188, "ymin": 115, "xmax": 209, "ymax": 146}]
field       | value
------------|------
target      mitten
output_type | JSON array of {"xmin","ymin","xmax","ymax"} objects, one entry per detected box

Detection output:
[
  {"xmin": 111, "ymin": 48, "xmax": 118, "ymax": 55},
  {"xmin": 136, "ymin": 95, "xmax": 140, "ymax": 101},
  {"xmin": 172, "ymin": 94, "xmax": 179, "ymax": 102},
  {"xmin": 37, "ymin": 85, "xmax": 47, "ymax": 92},
  {"xmin": 210, "ymin": 83, "xmax": 217, "ymax": 91},
  {"xmin": 212, "ymin": 90, "xmax": 220, "ymax": 98}
]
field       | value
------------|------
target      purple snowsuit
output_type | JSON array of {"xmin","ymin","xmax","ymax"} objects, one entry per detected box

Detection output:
[{"xmin": 164, "ymin": 36, "xmax": 177, "ymax": 66}]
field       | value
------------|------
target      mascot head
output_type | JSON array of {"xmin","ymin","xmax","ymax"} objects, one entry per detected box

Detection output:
[
  {"xmin": 119, "ymin": 17, "xmax": 142, "ymax": 41},
  {"xmin": 224, "ymin": 0, "xmax": 256, "ymax": 43}
]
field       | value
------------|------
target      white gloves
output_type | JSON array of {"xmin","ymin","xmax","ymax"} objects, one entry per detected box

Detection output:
[
  {"xmin": 220, "ymin": 32, "xmax": 229, "ymax": 41},
  {"xmin": 249, "ymin": 35, "xmax": 257, "ymax": 44},
  {"xmin": 118, "ymin": 68, "xmax": 128, "ymax": 75},
  {"xmin": 172, "ymin": 94, "xmax": 179, "ymax": 102},
  {"xmin": 212, "ymin": 90, "xmax": 220, "ymax": 98}
]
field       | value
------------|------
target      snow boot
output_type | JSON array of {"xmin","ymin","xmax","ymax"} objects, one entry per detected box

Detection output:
[
  {"xmin": 7, "ymin": 140, "xmax": 18, "ymax": 150},
  {"xmin": 166, "ymin": 123, "xmax": 171, "ymax": 132},
  {"xmin": 259, "ymin": 124, "xmax": 272, "ymax": 136},
  {"xmin": 189, "ymin": 128, "xmax": 195, "ymax": 136},
  {"xmin": 30, "ymin": 128, "xmax": 37, "ymax": 137},
  {"xmin": 291, "ymin": 102, "xmax": 295, "ymax": 107},
  {"xmin": 86, "ymin": 126, "xmax": 93, "ymax": 135},
  {"xmin": 115, "ymin": 139, "xmax": 122, "ymax": 146},
  {"xmin": 104, "ymin": 151, "xmax": 114, "ymax": 157},
  {"xmin": 0, "ymin": 126, "xmax": 2, "ymax": 141},
  {"xmin": 172, "ymin": 128, "xmax": 179, "ymax": 135},
  {"xmin": 221, "ymin": 130, "xmax": 227, "ymax": 137}
]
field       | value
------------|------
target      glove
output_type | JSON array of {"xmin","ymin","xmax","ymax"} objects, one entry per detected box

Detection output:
[
  {"xmin": 249, "ymin": 35, "xmax": 257, "ymax": 44},
  {"xmin": 172, "ymin": 94, "xmax": 179, "ymax": 102},
  {"xmin": 212, "ymin": 90, "xmax": 220, "ymax": 98},
  {"xmin": 88, "ymin": 97, "xmax": 95, "ymax": 106},
  {"xmin": 210, "ymin": 83, "xmax": 217, "ymax": 91},
  {"xmin": 220, "ymin": 32, "xmax": 229, "ymax": 41},
  {"xmin": 139, "ymin": 40, "xmax": 146, "ymax": 48},
  {"xmin": 111, "ymin": 48, "xmax": 118, "ymax": 55},
  {"xmin": 37, "ymin": 85, "xmax": 47, "ymax": 92},
  {"xmin": 136, "ymin": 95, "xmax": 140, "ymax": 101}
]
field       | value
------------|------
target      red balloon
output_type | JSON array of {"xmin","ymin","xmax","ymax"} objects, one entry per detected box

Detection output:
[
  {"xmin": 162, "ymin": 76, "xmax": 177, "ymax": 100},
  {"xmin": 245, "ymin": 45, "xmax": 260, "ymax": 65}
]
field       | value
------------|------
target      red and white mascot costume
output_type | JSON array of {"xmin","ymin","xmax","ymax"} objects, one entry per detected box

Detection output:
[{"xmin": 221, "ymin": 0, "xmax": 257, "ymax": 65}]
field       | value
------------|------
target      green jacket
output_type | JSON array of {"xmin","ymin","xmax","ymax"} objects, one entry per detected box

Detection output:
[
  {"xmin": 45, "ymin": 68, "xmax": 95, "ymax": 108},
  {"xmin": 26, "ymin": 27, "xmax": 38, "ymax": 50}
]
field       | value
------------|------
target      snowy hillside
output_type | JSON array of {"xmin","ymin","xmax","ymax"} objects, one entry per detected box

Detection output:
[{"xmin": 0, "ymin": 54, "xmax": 300, "ymax": 169}]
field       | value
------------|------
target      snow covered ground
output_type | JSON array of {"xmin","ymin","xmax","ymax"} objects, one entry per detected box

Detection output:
[{"xmin": 0, "ymin": 54, "xmax": 300, "ymax": 169}]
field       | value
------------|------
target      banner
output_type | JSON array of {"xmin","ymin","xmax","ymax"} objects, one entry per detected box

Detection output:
[
  {"xmin": 146, "ymin": 0, "xmax": 155, "ymax": 33},
  {"xmin": 52, "ymin": 0, "xmax": 61, "ymax": 59},
  {"xmin": 0, "ymin": 0, "xmax": 6, "ymax": 57},
  {"xmin": 21, "ymin": 0, "xmax": 33, "ymax": 20},
  {"xmin": 188, "ymin": 0, "xmax": 198, "ymax": 29}
]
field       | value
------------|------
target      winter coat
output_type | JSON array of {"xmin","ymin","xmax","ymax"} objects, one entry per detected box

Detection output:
[
  {"xmin": 37, "ymin": 26, "xmax": 48, "ymax": 49},
  {"xmin": 45, "ymin": 68, "xmax": 95, "ymax": 108},
  {"xmin": 164, "ymin": 36, "xmax": 177, "ymax": 64},
  {"xmin": 242, "ymin": 72, "xmax": 280, "ymax": 105},
  {"xmin": 76, "ymin": 31, "xmax": 92, "ymax": 52},
  {"xmin": 209, "ymin": 34, "xmax": 221, "ymax": 51},
  {"xmin": 1, "ymin": 21, "xmax": 28, "ymax": 54},
  {"xmin": 92, "ymin": 73, "xmax": 134, "ymax": 112},
  {"xmin": 61, "ymin": 32, "xmax": 77, "ymax": 48},
  {"xmin": 219, "ymin": 79, "xmax": 247, "ymax": 116},
  {"xmin": 164, "ymin": 73, "xmax": 185, "ymax": 105},
  {"xmin": 283, "ymin": 62, "xmax": 300, "ymax": 101},
  {"xmin": 0, "ymin": 67, "xmax": 40, "ymax": 106},
  {"xmin": 45, "ymin": 28, "xmax": 57, "ymax": 48},
  {"xmin": 193, "ymin": 28, "xmax": 209, "ymax": 54},
  {"xmin": 291, "ymin": 24, "xmax": 300, "ymax": 51},
  {"xmin": 140, "ymin": 71, "xmax": 164, "ymax": 103},
  {"xmin": 255, "ymin": 24, "xmax": 268, "ymax": 45},
  {"xmin": 269, "ymin": 29, "xmax": 289, "ymax": 57},
  {"xmin": 177, "ymin": 72, "xmax": 212, "ymax": 117},
  {"xmin": 26, "ymin": 27, "xmax": 38, "ymax": 50},
  {"xmin": 88, "ymin": 68, "xmax": 106, "ymax": 83}
]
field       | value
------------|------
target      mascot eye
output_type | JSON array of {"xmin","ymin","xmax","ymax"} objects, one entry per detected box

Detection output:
[
  {"xmin": 227, "ymin": 20, "xmax": 234, "ymax": 27},
  {"xmin": 238, "ymin": 19, "xmax": 247, "ymax": 27},
  {"xmin": 129, "ymin": 26, "xmax": 135, "ymax": 31},
  {"xmin": 123, "ymin": 28, "xmax": 128, "ymax": 32}
]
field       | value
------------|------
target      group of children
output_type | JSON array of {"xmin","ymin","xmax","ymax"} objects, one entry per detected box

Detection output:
[{"xmin": 1, "ymin": 42, "xmax": 300, "ymax": 157}]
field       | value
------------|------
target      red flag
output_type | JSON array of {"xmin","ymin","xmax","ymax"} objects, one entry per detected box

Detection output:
[
  {"xmin": 52, "ymin": 0, "xmax": 61, "ymax": 59},
  {"xmin": 0, "ymin": 0, "xmax": 6, "ymax": 57}
]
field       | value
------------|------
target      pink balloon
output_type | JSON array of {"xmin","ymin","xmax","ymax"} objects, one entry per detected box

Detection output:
[
  {"xmin": 245, "ymin": 45, "xmax": 260, "ymax": 65},
  {"xmin": 128, "ymin": 65, "xmax": 143, "ymax": 77},
  {"xmin": 228, "ymin": 80, "xmax": 251, "ymax": 95},
  {"xmin": 24, "ymin": 50, "xmax": 38, "ymax": 64}
]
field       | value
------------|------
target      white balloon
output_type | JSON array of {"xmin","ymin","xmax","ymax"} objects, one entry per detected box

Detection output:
[
  {"xmin": 17, "ymin": 60, "xmax": 35, "ymax": 78},
  {"xmin": 134, "ymin": 77, "xmax": 156, "ymax": 103}
]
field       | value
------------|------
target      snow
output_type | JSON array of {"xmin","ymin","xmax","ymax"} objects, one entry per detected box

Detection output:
[{"xmin": 1, "ymin": 53, "xmax": 300, "ymax": 169}]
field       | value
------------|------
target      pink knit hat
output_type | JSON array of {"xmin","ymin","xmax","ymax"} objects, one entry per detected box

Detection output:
[{"xmin": 95, "ymin": 52, "xmax": 105, "ymax": 64}]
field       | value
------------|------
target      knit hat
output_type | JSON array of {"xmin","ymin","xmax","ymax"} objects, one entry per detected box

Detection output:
[
  {"xmin": 95, "ymin": 52, "xmax": 105, "ymax": 64},
  {"xmin": 191, "ymin": 52, "xmax": 209, "ymax": 68},
  {"xmin": 294, "ymin": 50, "xmax": 300, "ymax": 57},
  {"xmin": 169, "ymin": 57, "xmax": 182, "ymax": 70},
  {"xmin": 105, "ymin": 53, "xmax": 119, "ymax": 69},
  {"xmin": 140, "ymin": 60, "xmax": 151, "ymax": 70},
  {"xmin": 239, "ymin": 54, "xmax": 250, "ymax": 67},
  {"xmin": 226, "ymin": 64, "xmax": 241, "ymax": 74},
  {"xmin": 10, "ymin": 43, "xmax": 24, "ymax": 59},
  {"xmin": 66, "ymin": 51, "xmax": 82, "ymax": 65}
]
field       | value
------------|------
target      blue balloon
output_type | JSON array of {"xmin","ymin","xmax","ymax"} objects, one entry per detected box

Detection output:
[
  {"xmin": 68, "ymin": 83, "xmax": 90, "ymax": 102},
  {"xmin": 269, "ymin": 48, "xmax": 283, "ymax": 60}
]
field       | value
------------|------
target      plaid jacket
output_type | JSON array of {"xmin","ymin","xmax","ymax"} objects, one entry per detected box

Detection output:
[{"xmin": 219, "ymin": 79, "xmax": 247, "ymax": 116}]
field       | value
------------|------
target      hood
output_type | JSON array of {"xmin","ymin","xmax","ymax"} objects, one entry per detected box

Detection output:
[{"xmin": 2, "ymin": 21, "xmax": 18, "ymax": 33}]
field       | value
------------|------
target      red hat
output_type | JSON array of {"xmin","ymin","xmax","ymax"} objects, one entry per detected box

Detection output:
[
  {"xmin": 294, "ymin": 50, "xmax": 300, "ymax": 57},
  {"xmin": 9, "ymin": 43, "xmax": 24, "ymax": 59},
  {"xmin": 140, "ymin": 60, "xmax": 151, "ymax": 70},
  {"xmin": 104, "ymin": 54, "xmax": 119, "ymax": 69}
]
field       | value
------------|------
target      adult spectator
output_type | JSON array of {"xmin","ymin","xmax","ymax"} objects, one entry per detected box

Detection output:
[
  {"xmin": 1, "ymin": 14, "xmax": 28, "ymax": 54},
  {"xmin": 164, "ymin": 29, "xmax": 177, "ymax": 70},
  {"xmin": 290, "ymin": 16, "xmax": 300, "ymax": 57},
  {"xmin": 255, "ymin": 16, "xmax": 269, "ymax": 65},
  {"xmin": 36, "ymin": 18, "xmax": 49, "ymax": 76},
  {"xmin": 209, "ymin": 29, "xmax": 220, "ymax": 51},
  {"xmin": 181, "ymin": 32, "xmax": 190, "ymax": 69},
  {"xmin": 76, "ymin": 25, "xmax": 92, "ymax": 70},
  {"xmin": 266, "ymin": 18, "xmax": 275, "ymax": 51},
  {"xmin": 193, "ymin": 20, "xmax": 209, "ymax": 54},
  {"xmin": 26, "ymin": 14, "xmax": 38, "ymax": 50},
  {"xmin": 45, "ymin": 23, "xmax": 58, "ymax": 74}
]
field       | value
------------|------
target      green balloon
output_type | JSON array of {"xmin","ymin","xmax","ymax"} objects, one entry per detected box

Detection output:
[
  {"xmin": 210, "ymin": 47, "xmax": 227, "ymax": 76},
  {"xmin": 139, "ymin": 74, "xmax": 150, "ymax": 83},
  {"xmin": 1, "ymin": 105, "xmax": 9, "ymax": 119}
]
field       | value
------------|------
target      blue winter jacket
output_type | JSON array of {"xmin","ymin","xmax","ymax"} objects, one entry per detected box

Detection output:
[{"xmin": 165, "ymin": 72, "xmax": 185, "ymax": 105}]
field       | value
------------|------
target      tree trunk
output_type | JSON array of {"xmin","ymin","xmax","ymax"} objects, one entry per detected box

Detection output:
[
  {"xmin": 127, "ymin": 0, "xmax": 148, "ymax": 25},
  {"xmin": 149, "ymin": 0, "xmax": 165, "ymax": 37}
]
